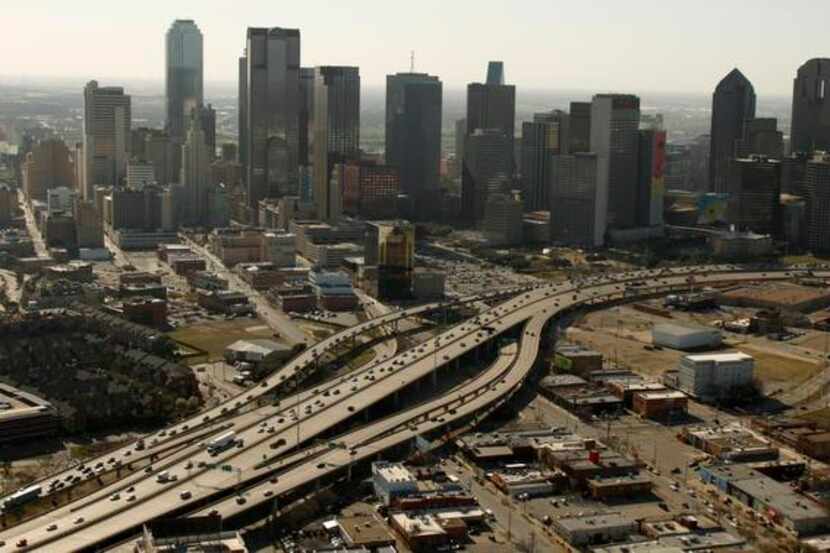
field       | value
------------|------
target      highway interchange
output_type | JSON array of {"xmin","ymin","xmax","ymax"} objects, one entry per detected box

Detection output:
[{"xmin": 1, "ymin": 264, "xmax": 827, "ymax": 551}]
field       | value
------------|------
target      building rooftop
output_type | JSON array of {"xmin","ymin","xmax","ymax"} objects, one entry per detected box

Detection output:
[
  {"xmin": 373, "ymin": 462, "xmax": 415, "ymax": 483},
  {"xmin": 337, "ymin": 514, "xmax": 396, "ymax": 547},
  {"xmin": 555, "ymin": 513, "xmax": 636, "ymax": 533},
  {"xmin": 684, "ymin": 352, "xmax": 753, "ymax": 363},
  {"xmin": 637, "ymin": 391, "xmax": 688, "ymax": 401}
]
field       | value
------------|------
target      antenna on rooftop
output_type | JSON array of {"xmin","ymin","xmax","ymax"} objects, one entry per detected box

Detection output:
[{"xmin": 410, "ymin": 50, "xmax": 415, "ymax": 72}]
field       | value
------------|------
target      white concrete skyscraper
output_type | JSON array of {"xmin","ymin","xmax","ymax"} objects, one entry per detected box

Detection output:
[{"xmin": 82, "ymin": 81, "xmax": 131, "ymax": 199}]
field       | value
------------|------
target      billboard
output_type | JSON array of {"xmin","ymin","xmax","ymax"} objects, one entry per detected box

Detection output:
[{"xmin": 697, "ymin": 193, "xmax": 729, "ymax": 225}]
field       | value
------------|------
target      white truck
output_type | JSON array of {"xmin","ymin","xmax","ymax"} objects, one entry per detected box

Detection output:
[{"xmin": 206, "ymin": 431, "xmax": 237, "ymax": 455}]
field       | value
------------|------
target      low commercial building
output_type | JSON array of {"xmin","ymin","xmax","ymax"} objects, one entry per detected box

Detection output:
[
  {"xmin": 122, "ymin": 297, "xmax": 167, "ymax": 328},
  {"xmin": 224, "ymin": 339, "xmax": 293, "ymax": 371},
  {"xmin": 540, "ymin": 383, "xmax": 623, "ymax": 417},
  {"xmin": 553, "ymin": 344, "xmax": 604, "ymax": 374},
  {"xmin": 187, "ymin": 271, "xmax": 229, "ymax": 291},
  {"xmin": 168, "ymin": 255, "xmax": 206, "ymax": 276},
  {"xmin": 632, "ymin": 391, "xmax": 688, "ymax": 420},
  {"xmin": 197, "ymin": 290, "xmax": 256, "ymax": 315},
  {"xmin": 606, "ymin": 380, "xmax": 667, "ymax": 406},
  {"xmin": 552, "ymin": 513, "xmax": 638, "ymax": 547},
  {"xmin": 651, "ymin": 323, "xmax": 722, "ymax": 351},
  {"xmin": 588, "ymin": 475, "xmax": 653, "ymax": 499},
  {"xmin": 710, "ymin": 230, "xmax": 773, "ymax": 259},
  {"xmin": 0, "ymin": 383, "xmax": 60, "ymax": 444},
  {"xmin": 389, "ymin": 512, "xmax": 454, "ymax": 552},
  {"xmin": 682, "ymin": 423, "xmax": 778, "ymax": 462},
  {"xmin": 270, "ymin": 284, "xmax": 316, "ymax": 313},
  {"xmin": 236, "ymin": 262, "xmax": 285, "ymax": 291},
  {"xmin": 372, "ymin": 462, "xmax": 418, "ymax": 505},
  {"xmin": 119, "ymin": 283, "xmax": 168, "ymax": 300},
  {"xmin": 157, "ymin": 243, "xmax": 192, "ymax": 262},
  {"xmin": 43, "ymin": 262, "xmax": 94, "ymax": 283},
  {"xmin": 336, "ymin": 514, "xmax": 396, "ymax": 550},
  {"xmin": 488, "ymin": 467, "xmax": 563, "ymax": 497},
  {"xmin": 310, "ymin": 270, "xmax": 358, "ymax": 312},
  {"xmin": 119, "ymin": 272, "xmax": 162, "ymax": 287},
  {"xmin": 676, "ymin": 352, "xmax": 754, "ymax": 401}
]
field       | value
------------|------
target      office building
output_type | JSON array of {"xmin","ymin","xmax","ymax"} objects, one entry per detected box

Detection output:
[
  {"xmin": 710, "ymin": 69, "xmax": 756, "ymax": 192},
  {"xmin": 791, "ymin": 58, "xmax": 830, "ymax": 153},
  {"xmin": 637, "ymin": 129, "xmax": 667, "ymax": 227},
  {"xmin": 385, "ymin": 72, "xmax": 442, "ymax": 220},
  {"xmin": 312, "ymin": 66, "xmax": 360, "ymax": 222},
  {"xmin": 372, "ymin": 462, "xmax": 417, "ymax": 506},
  {"xmin": 136, "ymin": 129, "xmax": 177, "ymax": 186},
  {"xmin": 461, "ymin": 129, "xmax": 512, "ymax": 225},
  {"xmin": 0, "ymin": 185, "xmax": 14, "ymax": 228},
  {"xmin": 365, "ymin": 221, "xmax": 414, "ymax": 300},
  {"xmin": 806, "ymin": 153, "xmax": 830, "ymax": 254},
  {"xmin": 238, "ymin": 52, "xmax": 248, "ymax": 172},
  {"xmin": 486, "ymin": 60, "xmax": 505, "ymax": 85},
  {"xmin": 180, "ymin": 117, "xmax": 212, "ymax": 226},
  {"xmin": 22, "ymin": 139, "xmax": 75, "ymax": 201},
  {"xmin": 340, "ymin": 161, "xmax": 399, "ymax": 219},
  {"xmin": 569, "ymin": 101, "xmax": 591, "ymax": 153},
  {"xmin": 243, "ymin": 27, "xmax": 301, "ymax": 211},
  {"xmin": 83, "ymin": 81, "xmax": 131, "ymax": 198},
  {"xmin": 192, "ymin": 103, "xmax": 216, "ymax": 159},
  {"xmin": 483, "ymin": 192, "xmax": 523, "ymax": 246},
  {"xmin": 466, "ymin": 62, "xmax": 516, "ymax": 146},
  {"xmin": 549, "ymin": 153, "xmax": 605, "ymax": 247},
  {"xmin": 590, "ymin": 94, "xmax": 640, "ymax": 229},
  {"xmin": 73, "ymin": 200, "xmax": 104, "ymax": 248},
  {"xmin": 126, "ymin": 160, "xmax": 155, "ymax": 190},
  {"xmin": 454, "ymin": 118, "xmax": 467, "ymax": 178},
  {"xmin": 726, "ymin": 156, "xmax": 781, "ymax": 236},
  {"xmin": 677, "ymin": 352, "xmax": 754, "ymax": 401},
  {"xmin": 299, "ymin": 67, "xmax": 314, "ymax": 166},
  {"xmin": 46, "ymin": 187, "xmax": 76, "ymax": 215},
  {"xmin": 521, "ymin": 110, "xmax": 569, "ymax": 211},
  {"xmin": 165, "ymin": 19, "xmax": 203, "ymax": 146},
  {"xmin": 736, "ymin": 118, "xmax": 783, "ymax": 159}
]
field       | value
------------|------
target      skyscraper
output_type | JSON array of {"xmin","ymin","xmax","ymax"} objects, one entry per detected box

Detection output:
[
  {"xmin": 165, "ymin": 20, "xmax": 203, "ymax": 144},
  {"xmin": 181, "ymin": 117, "xmax": 212, "ymax": 226},
  {"xmin": 590, "ymin": 94, "xmax": 640, "ymax": 229},
  {"xmin": 549, "ymin": 153, "xmax": 605, "ymax": 247},
  {"xmin": 461, "ymin": 129, "xmax": 513, "ymax": 225},
  {"xmin": 299, "ymin": 67, "xmax": 315, "ymax": 167},
  {"xmin": 454, "ymin": 118, "xmax": 467, "ymax": 178},
  {"xmin": 244, "ymin": 27, "xmax": 301, "ymax": 213},
  {"xmin": 735, "ymin": 118, "xmax": 783, "ymax": 159},
  {"xmin": 192, "ymin": 103, "xmax": 216, "ymax": 160},
  {"xmin": 466, "ymin": 64, "xmax": 516, "ymax": 145},
  {"xmin": 486, "ymin": 61, "xmax": 505, "ymax": 85},
  {"xmin": 22, "ymin": 139, "xmax": 75, "ymax": 201},
  {"xmin": 726, "ymin": 156, "xmax": 781, "ymax": 236},
  {"xmin": 791, "ymin": 59, "xmax": 830, "ymax": 154},
  {"xmin": 521, "ymin": 110, "xmax": 569, "ymax": 211},
  {"xmin": 805, "ymin": 153, "xmax": 830, "ymax": 254},
  {"xmin": 709, "ymin": 68, "xmax": 756, "ymax": 192},
  {"xmin": 569, "ymin": 102, "xmax": 592, "ymax": 153},
  {"xmin": 637, "ymin": 129, "xmax": 667, "ymax": 227},
  {"xmin": 83, "ymin": 81, "xmax": 131, "ymax": 198},
  {"xmin": 385, "ymin": 72, "xmax": 442, "ymax": 220},
  {"xmin": 312, "ymin": 66, "xmax": 360, "ymax": 222},
  {"xmin": 238, "ymin": 52, "xmax": 248, "ymax": 171}
]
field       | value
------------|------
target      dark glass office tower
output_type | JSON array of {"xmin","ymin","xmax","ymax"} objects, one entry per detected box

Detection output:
[
  {"xmin": 244, "ymin": 27, "xmax": 301, "ymax": 211},
  {"xmin": 466, "ymin": 66, "xmax": 515, "ymax": 144},
  {"xmin": 709, "ymin": 68, "xmax": 756, "ymax": 192},
  {"xmin": 461, "ymin": 129, "xmax": 513, "ymax": 224},
  {"xmin": 238, "ymin": 53, "xmax": 247, "ymax": 171},
  {"xmin": 569, "ymin": 101, "xmax": 592, "ymax": 153},
  {"xmin": 520, "ymin": 110, "xmax": 569, "ymax": 211},
  {"xmin": 791, "ymin": 58, "xmax": 830, "ymax": 154},
  {"xmin": 312, "ymin": 66, "xmax": 360, "ymax": 222},
  {"xmin": 385, "ymin": 72, "xmax": 442, "ymax": 220},
  {"xmin": 299, "ymin": 67, "xmax": 315, "ymax": 167},
  {"xmin": 486, "ymin": 61, "xmax": 505, "ymax": 85},
  {"xmin": 165, "ymin": 20, "xmax": 203, "ymax": 144}
]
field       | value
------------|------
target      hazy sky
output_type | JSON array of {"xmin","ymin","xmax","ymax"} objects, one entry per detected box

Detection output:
[{"xmin": 3, "ymin": 0, "xmax": 828, "ymax": 95}]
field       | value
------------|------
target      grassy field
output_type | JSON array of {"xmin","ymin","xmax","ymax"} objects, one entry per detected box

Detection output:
[
  {"xmin": 169, "ymin": 318, "xmax": 280, "ymax": 363},
  {"xmin": 733, "ymin": 344, "xmax": 822, "ymax": 389}
]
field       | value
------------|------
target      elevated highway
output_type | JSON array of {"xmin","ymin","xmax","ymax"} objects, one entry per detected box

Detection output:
[{"xmin": 2, "ymin": 265, "xmax": 828, "ymax": 551}]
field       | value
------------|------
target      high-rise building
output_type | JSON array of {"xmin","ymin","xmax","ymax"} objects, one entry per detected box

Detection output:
[
  {"xmin": 726, "ymin": 156, "xmax": 781, "ymax": 236},
  {"xmin": 165, "ymin": 20, "xmax": 203, "ymax": 144},
  {"xmin": 144, "ymin": 130, "xmax": 177, "ymax": 186},
  {"xmin": 0, "ymin": 185, "xmax": 15, "ymax": 228},
  {"xmin": 126, "ymin": 160, "xmax": 155, "ymax": 190},
  {"xmin": 192, "ymin": 103, "xmax": 216, "ymax": 160},
  {"xmin": 22, "ymin": 139, "xmax": 75, "ymax": 201},
  {"xmin": 735, "ymin": 118, "xmax": 783, "ymax": 159},
  {"xmin": 340, "ymin": 161, "xmax": 399, "ymax": 220},
  {"xmin": 805, "ymin": 153, "xmax": 830, "ymax": 254},
  {"xmin": 244, "ymin": 27, "xmax": 301, "ymax": 212},
  {"xmin": 791, "ymin": 59, "xmax": 830, "ymax": 154},
  {"xmin": 709, "ymin": 68, "xmax": 756, "ymax": 192},
  {"xmin": 483, "ymin": 192, "xmax": 523, "ymax": 246},
  {"xmin": 385, "ymin": 72, "xmax": 442, "ymax": 220},
  {"xmin": 568, "ymin": 101, "xmax": 592, "ymax": 153},
  {"xmin": 74, "ymin": 200, "xmax": 104, "ymax": 248},
  {"xmin": 299, "ymin": 67, "xmax": 315, "ymax": 167},
  {"xmin": 181, "ymin": 117, "xmax": 212, "ymax": 225},
  {"xmin": 365, "ymin": 221, "xmax": 414, "ymax": 300},
  {"xmin": 461, "ymin": 129, "xmax": 513, "ymax": 225},
  {"xmin": 238, "ymin": 53, "xmax": 248, "ymax": 171},
  {"xmin": 454, "ymin": 118, "xmax": 467, "ymax": 178},
  {"xmin": 466, "ymin": 63, "xmax": 515, "ymax": 147},
  {"xmin": 83, "ymin": 81, "xmax": 131, "ymax": 198},
  {"xmin": 521, "ymin": 110, "xmax": 569, "ymax": 211},
  {"xmin": 590, "ymin": 94, "xmax": 640, "ymax": 229},
  {"xmin": 637, "ymin": 129, "xmax": 667, "ymax": 227},
  {"xmin": 312, "ymin": 66, "xmax": 360, "ymax": 222},
  {"xmin": 549, "ymin": 153, "xmax": 605, "ymax": 247}
]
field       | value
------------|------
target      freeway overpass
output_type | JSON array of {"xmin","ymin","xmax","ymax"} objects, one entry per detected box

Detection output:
[{"xmin": 1, "ymin": 265, "xmax": 826, "ymax": 551}]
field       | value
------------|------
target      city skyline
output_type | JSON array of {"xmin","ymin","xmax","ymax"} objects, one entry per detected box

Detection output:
[{"xmin": 3, "ymin": 1, "xmax": 829, "ymax": 95}]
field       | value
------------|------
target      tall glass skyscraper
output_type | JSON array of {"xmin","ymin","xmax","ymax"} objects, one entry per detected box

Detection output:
[
  {"xmin": 385, "ymin": 72, "xmax": 442, "ymax": 220},
  {"xmin": 791, "ymin": 58, "xmax": 830, "ymax": 154},
  {"xmin": 243, "ymin": 27, "xmax": 301, "ymax": 211},
  {"xmin": 165, "ymin": 20, "xmax": 203, "ymax": 144},
  {"xmin": 709, "ymin": 69, "xmax": 756, "ymax": 192}
]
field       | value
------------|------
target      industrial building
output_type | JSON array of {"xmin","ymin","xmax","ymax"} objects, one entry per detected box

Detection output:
[
  {"xmin": 676, "ymin": 352, "xmax": 754, "ymax": 401},
  {"xmin": 651, "ymin": 323, "xmax": 722, "ymax": 351},
  {"xmin": 224, "ymin": 339, "xmax": 293, "ymax": 372}
]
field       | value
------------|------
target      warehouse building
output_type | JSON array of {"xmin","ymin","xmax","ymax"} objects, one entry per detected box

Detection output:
[
  {"xmin": 632, "ymin": 391, "xmax": 688, "ymax": 420},
  {"xmin": 553, "ymin": 344, "xmax": 604, "ymax": 374},
  {"xmin": 676, "ymin": 352, "xmax": 754, "ymax": 401},
  {"xmin": 552, "ymin": 513, "xmax": 638, "ymax": 546},
  {"xmin": 651, "ymin": 323, "xmax": 721, "ymax": 351}
]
